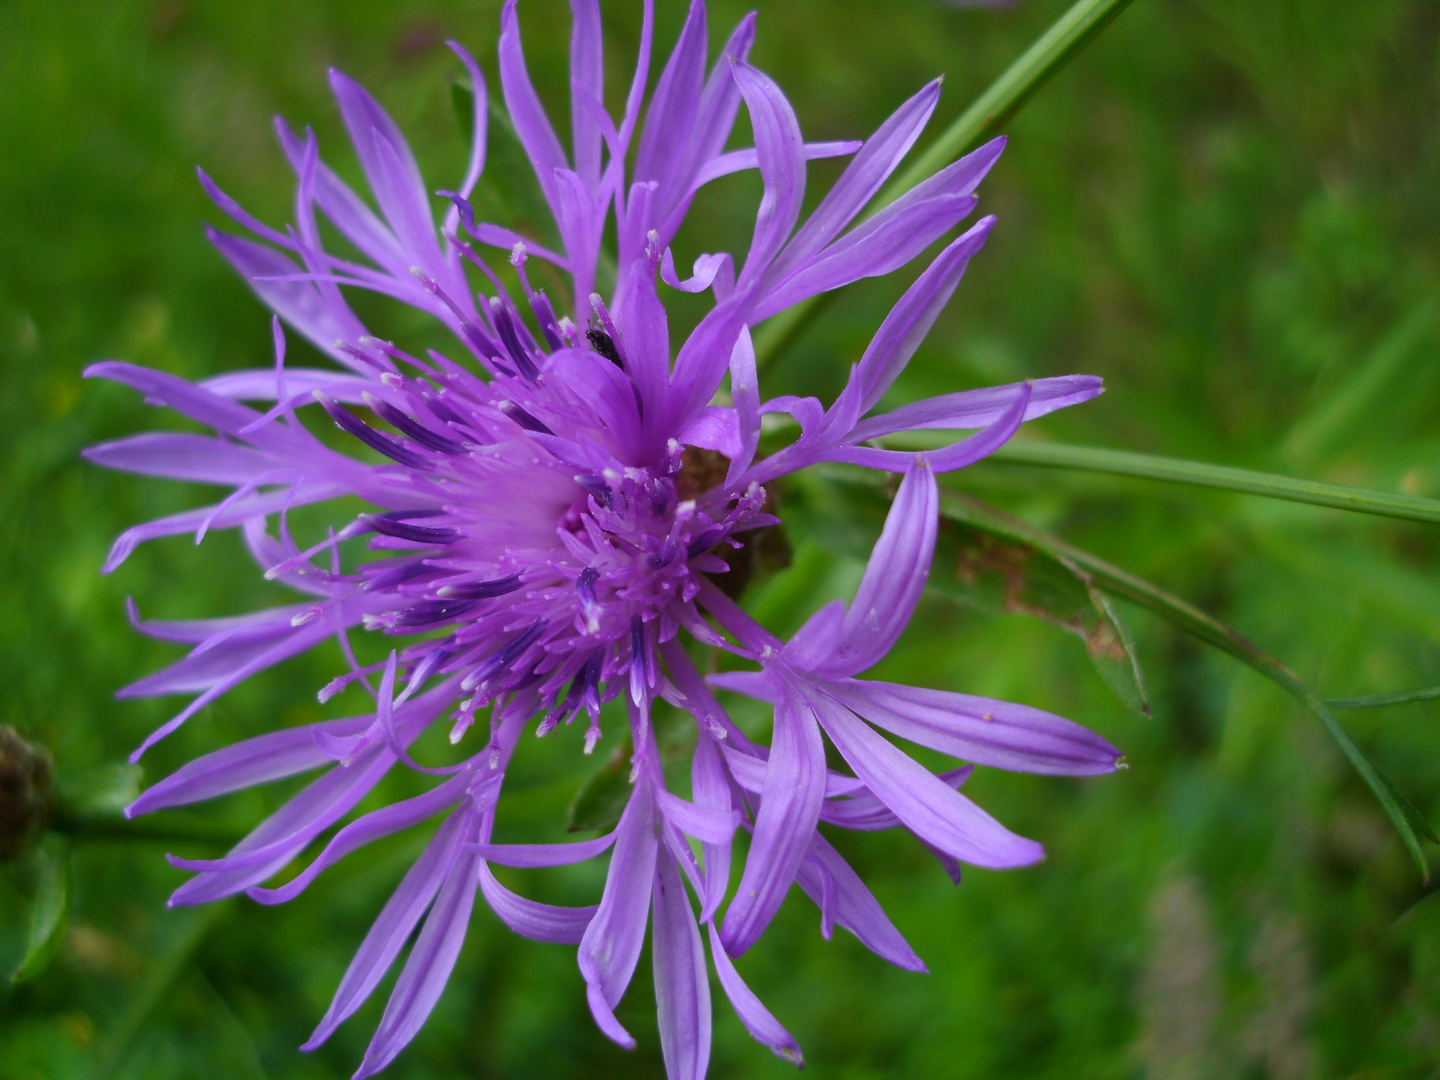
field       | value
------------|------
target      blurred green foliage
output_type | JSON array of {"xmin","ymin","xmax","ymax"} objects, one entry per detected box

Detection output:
[{"xmin": 3, "ymin": 0, "xmax": 1440, "ymax": 1077}]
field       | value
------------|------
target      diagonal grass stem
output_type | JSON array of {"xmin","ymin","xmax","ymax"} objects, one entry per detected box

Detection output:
[
  {"xmin": 986, "ymin": 440, "xmax": 1440, "ymax": 526},
  {"xmin": 753, "ymin": 0, "xmax": 1138, "ymax": 369}
]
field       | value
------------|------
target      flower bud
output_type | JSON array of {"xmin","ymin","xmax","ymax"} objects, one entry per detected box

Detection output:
[{"xmin": 0, "ymin": 726, "xmax": 54, "ymax": 861}]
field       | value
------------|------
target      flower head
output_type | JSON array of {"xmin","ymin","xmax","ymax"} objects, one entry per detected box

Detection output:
[{"xmin": 86, "ymin": 2, "xmax": 1117, "ymax": 1076}]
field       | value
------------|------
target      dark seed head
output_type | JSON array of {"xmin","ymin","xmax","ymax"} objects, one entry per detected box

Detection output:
[{"xmin": 0, "ymin": 727, "xmax": 53, "ymax": 862}]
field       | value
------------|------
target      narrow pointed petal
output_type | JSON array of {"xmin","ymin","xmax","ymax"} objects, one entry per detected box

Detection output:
[
  {"xmin": 635, "ymin": 0, "xmax": 707, "ymax": 187},
  {"xmin": 812, "ymin": 694, "xmax": 1044, "ymax": 869},
  {"xmin": 731, "ymin": 61, "xmax": 805, "ymax": 287},
  {"xmin": 84, "ymin": 433, "xmax": 278, "ymax": 485},
  {"xmin": 353, "ymin": 812, "xmax": 482, "ymax": 1078},
  {"xmin": 499, "ymin": 0, "xmax": 569, "ymax": 220},
  {"xmin": 827, "ymin": 379, "xmax": 1031, "ymax": 474},
  {"xmin": 795, "ymin": 830, "xmax": 926, "ymax": 971},
  {"xmin": 578, "ymin": 778, "xmax": 657, "ymax": 1015},
  {"xmin": 167, "ymin": 751, "xmax": 394, "ymax": 896},
  {"xmin": 466, "ymin": 830, "xmax": 617, "ymax": 867},
  {"xmin": 249, "ymin": 771, "xmax": 471, "ymax": 904},
  {"xmin": 127, "ymin": 715, "xmax": 371, "ymax": 816},
  {"xmin": 754, "ymin": 194, "xmax": 978, "ymax": 322},
  {"xmin": 848, "ymin": 374, "xmax": 1103, "ymax": 443},
  {"xmin": 303, "ymin": 807, "xmax": 468, "ymax": 1050},
  {"xmin": 771, "ymin": 79, "xmax": 942, "ymax": 279},
  {"xmin": 721, "ymin": 686, "xmax": 826, "ymax": 956},
  {"xmin": 820, "ymin": 766, "xmax": 973, "ymax": 831},
  {"xmin": 828, "ymin": 679, "xmax": 1120, "ymax": 775},
  {"xmin": 478, "ymin": 862, "xmax": 597, "ymax": 944},
  {"xmin": 725, "ymin": 325, "xmax": 760, "ymax": 482},
  {"xmin": 800, "ymin": 457, "xmax": 937, "ymax": 678},
  {"xmin": 568, "ymin": 0, "xmax": 604, "ymax": 188},
  {"xmin": 652, "ymin": 855, "xmax": 712, "ymax": 1080},
  {"xmin": 852, "ymin": 217, "xmax": 997, "ymax": 412},
  {"xmin": 707, "ymin": 921, "xmax": 803, "ymax": 1063},
  {"xmin": 206, "ymin": 230, "xmax": 370, "ymax": 368},
  {"xmin": 690, "ymin": 729, "xmax": 734, "ymax": 922}
]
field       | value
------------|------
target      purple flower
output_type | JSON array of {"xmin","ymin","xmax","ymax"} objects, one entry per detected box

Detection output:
[{"xmin": 85, "ymin": 2, "xmax": 1117, "ymax": 1076}]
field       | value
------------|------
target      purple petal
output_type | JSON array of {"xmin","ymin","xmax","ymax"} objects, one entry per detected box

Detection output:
[
  {"xmin": 849, "ymin": 374, "xmax": 1103, "ymax": 443},
  {"xmin": 367, "ymin": 127, "xmax": 449, "ymax": 290},
  {"xmin": 444, "ymin": 42, "xmax": 488, "ymax": 236},
  {"xmin": 720, "ymin": 686, "xmax": 826, "ymax": 956},
  {"xmin": 653, "ymin": 11, "xmax": 757, "ymax": 237},
  {"xmin": 303, "ymin": 806, "xmax": 470, "ymax": 1050},
  {"xmin": 274, "ymin": 118, "xmax": 408, "ymax": 275},
  {"xmin": 731, "ymin": 61, "xmax": 805, "ymax": 287},
  {"xmin": 85, "ymin": 361, "xmax": 259, "ymax": 437},
  {"xmin": 578, "ymin": 776, "xmax": 656, "ymax": 1038},
  {"xmin": 811, "ymin": 693, "xmax": 1044, "ymax": 869},
  {"xmin": 820, "ymin": 766, "xmax": 973, "ymax": 830},
  {"xmin": 652, "ymin": 855, "xmax": 712, "ymax": 1080},
  {"xmin": 690, "ymin": 729, "xmax": 734, "ymax": 922},
  {"xmin": 707, "ymin": 921, "xmax": 803, "ymax": 1063},
  {"xmin": 568, "ymin": 0, "xmax": 604, "ymax": 189},
  {"xmin": 718, "ymin": 741, "xmax": 865, "ymax": 799},
  {"xmin": 656, "ymin": 789, "xmax": 739, "ymax": 845},
  {"xmin": 477, "ymin": 862, "xmax": 597, "ymax": 944},
  {"xmin": 826, "ymin": 378, "xmax": 1031, "ymax": 474},
  {"xmin": 206, "ymin": 229, "xmax": 370, "ymax": 368},
  {"xmin": 851, "ymin": 217, "xmax": 997, "ymax": 412},
  {"xmin": 353, "ymin": 811, "xmax": 481, "ymax": 1078},
  {"xmin": 827, "ymin": 679, "xmax": 1121, "ymax": 776},
  {"xmin": 795, "ymin": 830, "xmax": 926, "ymax": 971},
  {"xmin": 201, "ymin": 368, "xmax": 373, "ymax": 403},
  {"xmin": 635, "ymin": 0, "xmax": 706, "ymax": 189},
  {"xmin": 168, "ymin": 750, "xmax": 394, "ymax": 904},
  {"xmin": 754, "ymin": 194, "xmax": 978, "ymax": 323},
  {"xmin": 249, "ymin": 770, "xmax": 472, "ymax": 904},
  {"xmin": 127, "ymin": 715, "xmax": 372, "ymax": 816},
  {"xmin": 792, "ymin": 457, "xmax": 937, "ymax": 678},
  {"xmin": 84, "ymin": 433, "xmax": 278, "ymax": 485},
  {"xmin": 689, "ymin": 140, "xmax": 861, "ymax": 190},
  {"xmin": 770, "ymin": 79, "xmax": 942, "ymax": 280},
  {"xmin": 725, "ymin": 325, "xmax": 760, "ymax": 482},
  {"xmin": 499, "ymin": 0, "xmax": 569, "ymax": 224},
  {"xmin": 466, "ymin": 830, "xmax": 617, "ymax": 867}
]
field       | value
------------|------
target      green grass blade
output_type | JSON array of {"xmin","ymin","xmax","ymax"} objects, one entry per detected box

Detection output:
[
  {"xmin": 1283, "ymin": 296, "xmax": 1437, "ymax": 467},
  {"xmin": 987, "ymin": 440, "xmax": 1440, "ymax": 526},
  {"xmin": 1328, "ymin": 686, "xmax": 1440, "ymax": 709},
  {"xmin": 753, "ymin": 0, "xmax": 1138, "ymax": 369},
  {"xmin": 933, "ymin": 487, "xmax": 1436, "ymax": 878}
]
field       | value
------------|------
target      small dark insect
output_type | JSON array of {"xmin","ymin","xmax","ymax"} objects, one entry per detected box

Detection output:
[{"xmin": 585, "ymin": 328, "xmax": 624, "ymax": 368}]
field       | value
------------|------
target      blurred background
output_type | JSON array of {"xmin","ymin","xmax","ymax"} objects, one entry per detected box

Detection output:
[{"xmin": 3, "ymin": 0, "xmax": 1440, "ymax": 1076}]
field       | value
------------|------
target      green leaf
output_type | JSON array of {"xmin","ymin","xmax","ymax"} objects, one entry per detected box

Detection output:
[
  {"xmin": 930, "ymin": 518, "xmax": 1150, "ymax": 716},
  {"xmin": 932, "ymin": 484, "xmax": 1437, "ymax": 878},
  {"xmin": 753, "ymin": 0, "xmax": 1138, "ymax": 369},
  {"xmin": 1328, "ymin": 685, "xmax": 1440, "ymax": 709},
  {"xmin": 566, "ymin": 736, "xmax": 633, "ymax": 834},
  {"xmin": 10, "ymin": 834, "xmax": 71, "ymax": 984},
  {"xmin": 983, "ymin": 440, "xmax": 1440, "ymax": 526}
]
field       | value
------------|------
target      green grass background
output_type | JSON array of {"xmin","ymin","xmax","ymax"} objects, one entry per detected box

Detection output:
[{"xmin": 4, "ymin": 0, "xmax": 1440, "ymax": 1076}]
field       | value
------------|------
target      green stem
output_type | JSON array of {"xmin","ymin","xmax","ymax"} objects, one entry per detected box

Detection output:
[
  {"xmin": 986, "ymin": 440, "xmax": 1440, "ymax": 526},
  {"xmin": 880, "ymin": 0, "xmax": 1138, "ymax": 207},
  {"xmin": 753, "ymin": 0, "xmax": 1138, "ymax": 370},
  {"xmin": 936, "ymin": 487, "xmax": 1436, "ymax": 877},
  {"xmin": 1328, "ymin": 686, "xmax": 1440, "ymax": 710}
]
